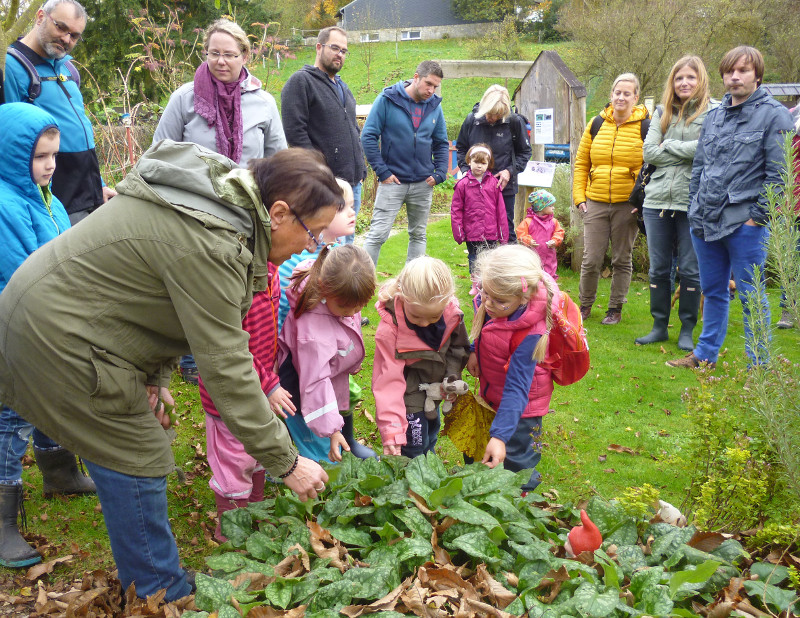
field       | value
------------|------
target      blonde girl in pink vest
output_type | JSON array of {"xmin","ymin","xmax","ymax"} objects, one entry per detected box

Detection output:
[{"xmin": 467, "ymin": 245, "xmax": 559, "ymax": 492}]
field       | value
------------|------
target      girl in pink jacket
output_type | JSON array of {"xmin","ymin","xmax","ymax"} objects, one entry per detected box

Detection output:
[
  {"xmin": 451, "ymin": 144, "xmax": 509, "ymax": 274},
  {"xmin": 373, "ymin": 257, "xmax": 471, "ymax": 457},
  {"xmin": 467, "ymin": 245, "xmax": 560, "ymax": 493},
  {"xmin": 278, "ymin": 245, "xmax": 377, "ymax": 463}
]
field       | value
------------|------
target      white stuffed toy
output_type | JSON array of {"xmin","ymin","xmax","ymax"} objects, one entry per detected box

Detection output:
[{"xmin": 418, "ymin": 375, "xmax": 469, "ymax": 419}]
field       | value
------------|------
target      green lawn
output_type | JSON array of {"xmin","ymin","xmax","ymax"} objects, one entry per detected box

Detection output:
[{"xmin": 251, "ymin": 38, "xmax": 580, "ymax": 140}]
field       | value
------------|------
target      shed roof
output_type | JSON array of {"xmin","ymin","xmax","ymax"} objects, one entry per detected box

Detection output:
[
  {"xmin": 762, "ymin": 83, "xmax": 800, "ymax": 97},
  {"xmin": 513, "ymin": 50, "xmax": 586, "ymax": 99}
]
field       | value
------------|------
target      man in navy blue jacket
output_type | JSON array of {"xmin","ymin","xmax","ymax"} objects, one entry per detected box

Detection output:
[{"xmin": 361, "ymin": 60, "xmax": 449, "ymax": 265}]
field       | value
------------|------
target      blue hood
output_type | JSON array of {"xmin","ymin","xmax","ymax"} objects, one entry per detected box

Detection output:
[
  {"xmin": 383, "ymin": 80, "xmax": 443, "ymax": 112},
  {"xmin": 0, "ymin": 103, "xmax": 59, "ymax": 202}
]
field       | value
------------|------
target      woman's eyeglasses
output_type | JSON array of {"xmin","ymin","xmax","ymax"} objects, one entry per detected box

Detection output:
[
  {"xmin": 289, "ymin": 208, "xmax": 322, "ymax": 247},
  {"xmin": 204, "ymin": 50, "xmax": 241, "ymax": 61}
]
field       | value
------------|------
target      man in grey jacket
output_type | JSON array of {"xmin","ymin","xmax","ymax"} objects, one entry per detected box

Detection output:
[
  {"xmin": 667, "ymin": 46, "xmax": 794, "ymax": 370},
  {"xmin": 281, "ymin": 26, "xmax": 366, "ymax": 244}
]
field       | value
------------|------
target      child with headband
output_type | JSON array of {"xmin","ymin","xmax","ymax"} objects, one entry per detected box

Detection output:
[{"xmin": 451, "ymin": 143, "xmax": 508, "ymax": 274}]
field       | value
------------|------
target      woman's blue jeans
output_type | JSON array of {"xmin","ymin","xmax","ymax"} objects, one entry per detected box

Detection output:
[
  {"xmin": 643, "ymin": 208, "xmax": 699, "ymax": 288},
  {"xmin": 691, "ymin": 224, "xmax": 770, "ymax": 365},
  {"xmin": 0, "ymin": 405, "xmax": 59, "ymax": 484},
  {"xmin": 83, "ymin": 460, "xmax": 192, "ymax": 601}
]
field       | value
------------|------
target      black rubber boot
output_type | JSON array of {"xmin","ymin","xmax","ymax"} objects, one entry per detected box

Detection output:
[
  {"xmin": 635, "ymin": 282, "xmax": 671, "ymax": 345},
  {"xmin": 341, "ymin": 414, "xmax": 376, "ymax": 459},
  {"xmin": 34, "ymin": 447, "xmax": 96, "ymax": 497},
  {"xmin": 677, "ymin": 285, "xmax": 702, "ymax": 351},
  {"xmin": 0, "ymin": 484, "xmax": 42, "ymax": 568}
]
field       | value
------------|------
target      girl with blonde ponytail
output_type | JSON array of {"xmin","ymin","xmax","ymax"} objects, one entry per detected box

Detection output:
[{"xmin": 467, "ymin": 245, "xmax": 559, "ymax": 493}]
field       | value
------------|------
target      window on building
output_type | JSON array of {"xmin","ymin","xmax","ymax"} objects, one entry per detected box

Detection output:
[
  {"xmin": 360, "ymin": 32, "xmax": 379, "ymax": 42},
  {"xmin": 401, "ymin": 30, "xmax": 421, "ymax": 40}
]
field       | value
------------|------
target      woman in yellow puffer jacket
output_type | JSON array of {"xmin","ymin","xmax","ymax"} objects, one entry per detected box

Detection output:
[{"xmin": 573, "ymin": 73, "xmax": 649, "ymax": 325}]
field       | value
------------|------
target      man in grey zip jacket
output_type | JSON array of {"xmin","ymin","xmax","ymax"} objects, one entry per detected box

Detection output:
[{"xmin": 281, "ymin": 26, "xmax": 365, "ymax": 244}]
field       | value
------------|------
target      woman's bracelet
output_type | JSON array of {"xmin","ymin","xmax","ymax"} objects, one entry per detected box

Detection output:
[{"xmin": 278, "ymin": 455, "xmax": 299, "ymax": 479}]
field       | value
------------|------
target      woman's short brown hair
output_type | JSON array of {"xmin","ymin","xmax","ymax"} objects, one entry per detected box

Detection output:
[{"xmin": 249, "ymin": 149, "xmax": 344, "ymax": 218}]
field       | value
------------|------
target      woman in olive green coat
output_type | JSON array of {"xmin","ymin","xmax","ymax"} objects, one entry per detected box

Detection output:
[{"xmin": 0, "ymin": 141, "xmax": 339, "ymax": 601}]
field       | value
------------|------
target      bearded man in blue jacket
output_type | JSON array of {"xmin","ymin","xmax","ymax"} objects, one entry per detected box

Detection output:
[{"xmin": 361, "ymin": 60, "xmax": 449, "ymax": 266}]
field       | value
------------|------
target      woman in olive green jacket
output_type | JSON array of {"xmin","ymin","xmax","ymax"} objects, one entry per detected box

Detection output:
[
  {"xmin": 0, "ymin": 142, "xmax": 340, "ymax": 601},
  {"xmin": 635, "ymin": 56, "xmax": 716, "ymax": 351}
]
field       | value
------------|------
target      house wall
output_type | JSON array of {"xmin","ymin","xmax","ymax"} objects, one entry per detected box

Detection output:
[{"xmin": 346, "ymin": 22, "xmax": 492, "ymax": 43}]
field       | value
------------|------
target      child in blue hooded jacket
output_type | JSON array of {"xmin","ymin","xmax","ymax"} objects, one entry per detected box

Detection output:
[{"xmin": 0, "ymin": 103, "xmax": 90, "ymax": 570}]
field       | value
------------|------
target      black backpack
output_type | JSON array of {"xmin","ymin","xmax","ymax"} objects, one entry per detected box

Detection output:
[
  {"xmin": 589, "ymin": 103, "xmax": 650, "ymax": 142},
  {"xmin": 7, "ymin": 46, "xmax": 81, "ymax": 103}
]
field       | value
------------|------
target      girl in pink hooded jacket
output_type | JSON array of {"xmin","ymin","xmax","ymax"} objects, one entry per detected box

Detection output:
[
  {"xmin": 278, "ymin": 245, "xmax": 377, "ymax": 463},
  {"xmin": 451, "ymin": 144, "xmax": 509, "ymax": 274},
  {"xmin": 373, "ymin": 257, "xmax": 471, "ymax": 458},
  {"xmin": 467, "ymin": 245, "xmax": 561, "ymax": 492}
]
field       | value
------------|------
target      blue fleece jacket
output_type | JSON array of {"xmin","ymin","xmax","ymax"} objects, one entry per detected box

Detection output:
[
  {"xmin": 361, "ymin": 80, "xmax": 449, "ymax": 184},
  {"xmin": 0, "ymin": 103, "xmax": 70, "ymax": 292}
]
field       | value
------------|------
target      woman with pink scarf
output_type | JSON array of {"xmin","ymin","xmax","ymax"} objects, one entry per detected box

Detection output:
[
  {"xmin": 153, "ymin": 19, "xmax": 286, "ymax": 169},
  {"xmin": 153, "ymin": 19, "xmax": 287, "ymax": 385}
]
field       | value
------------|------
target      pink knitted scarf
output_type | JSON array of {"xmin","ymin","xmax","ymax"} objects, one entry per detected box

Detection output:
[{"xmin": 193, "ymin": 62, "xmax": 245, "ymax": 163}]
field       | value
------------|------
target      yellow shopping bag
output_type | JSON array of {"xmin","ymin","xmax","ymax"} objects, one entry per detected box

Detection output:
[{"xmin": 442, "ymin": 388, "xmax": 496, "ymax": 461}]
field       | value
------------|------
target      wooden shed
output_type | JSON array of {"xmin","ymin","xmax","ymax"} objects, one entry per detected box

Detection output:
[{"xmin": 512, "ymin": 50, "xmax": 587, "ymax": 270}]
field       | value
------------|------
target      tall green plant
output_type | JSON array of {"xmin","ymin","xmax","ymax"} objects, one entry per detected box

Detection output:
[{"xmin": 741, "ymin": 133, "xmax": 800, "ymax": 504}]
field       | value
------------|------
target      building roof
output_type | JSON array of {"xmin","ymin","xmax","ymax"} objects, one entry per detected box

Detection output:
[
  {"xmin": 762, "ymin": 83, "xmax": 800, "ymax": 98},
  {"xmin": 513, "ymin": 50, "xmax": 587, "ymax": 99},
  {"xmin": 338, "ymin": 0, "xmax": 485, "ymax": 30}
]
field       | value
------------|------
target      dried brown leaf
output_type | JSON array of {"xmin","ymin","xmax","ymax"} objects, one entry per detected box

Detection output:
[
  {"xmin": 463, "ymin": 597, "xmax": 515, "ymax": 617},
  {"xmin": 607, "ymin": 443, "xmax": 636, "ymax": 455},
  {"xmin": 409, "ymin": 489, "xmax": 436, "ymax": 515},
  {"xmin": 687, "ymin": 531, "xmax": 727, "ymax": 553},
  {"xmin": 25, "ymin": 555, "xmax": 73, "ymax": 581}
]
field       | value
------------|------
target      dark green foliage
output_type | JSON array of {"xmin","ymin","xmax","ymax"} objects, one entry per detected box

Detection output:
[{"xmin": 183, "ymin": 452, "xmax": 799, "ymax": 616}]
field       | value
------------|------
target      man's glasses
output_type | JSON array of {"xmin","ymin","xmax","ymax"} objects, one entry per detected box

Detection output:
[
  {"xmin": 204, "ymin": 50, "xmax": 241, "ymax": 61},
  {"xmin": 289, "ymin": 208, "xmax": 322, "ymax": 248},
  {"xmin": 322, "ymin": 43, "xmax": 348, "ymax": 57},
  {"xmin": 46, "ymin": 13, "xmax": 83, "ymax": 42}
]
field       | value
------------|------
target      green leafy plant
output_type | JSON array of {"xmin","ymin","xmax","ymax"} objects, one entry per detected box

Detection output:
[
  {"xmin": 615, "ymin": 483, "xmax": 659, "ymax": 520},
  {"xmin": 176, "ymin": 452, "xmax": 797, "ymax": 617}
]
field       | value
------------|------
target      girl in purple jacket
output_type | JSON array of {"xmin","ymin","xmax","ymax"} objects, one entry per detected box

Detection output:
[
  {"xmin": 467, "ymin": 245, "xmax": 560, "ymax": 493},
  {"xmin": 451, "ymin": 144, "xmax": 509, "ymax": 274},
  {"xmin": 277, "ymin": 245, "xmax": 377, "ymax": 463}
]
